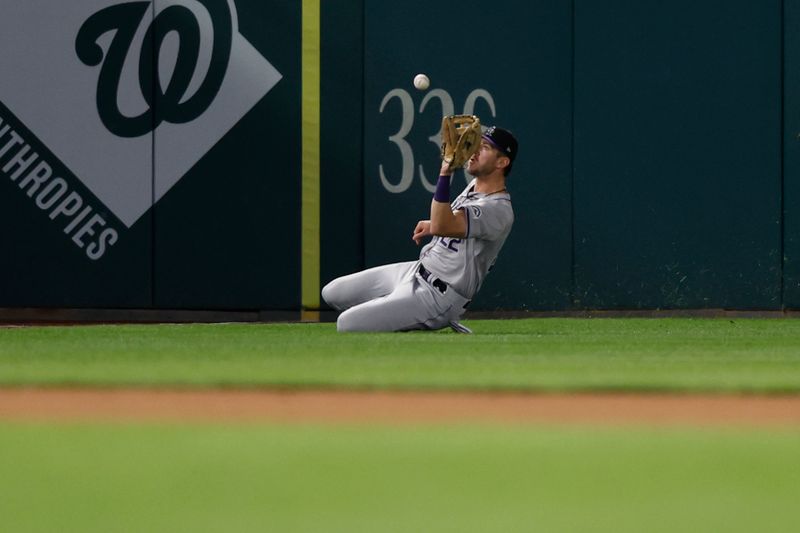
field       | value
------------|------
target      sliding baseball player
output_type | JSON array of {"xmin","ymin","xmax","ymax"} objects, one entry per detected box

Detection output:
[{"xmin": 322, "ymin": 116, "xmax": 518, "ymax": 332}]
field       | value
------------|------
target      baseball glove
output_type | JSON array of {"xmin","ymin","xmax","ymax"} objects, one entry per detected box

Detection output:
[{"xmin": 440, "ymin": 114, "xmax": 481, "ymax": 168}]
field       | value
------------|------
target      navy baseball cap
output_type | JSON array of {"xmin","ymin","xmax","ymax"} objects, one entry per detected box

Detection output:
[{"xmin": 482, "ymin": 126, "xmax": 518, "ymax": 163}]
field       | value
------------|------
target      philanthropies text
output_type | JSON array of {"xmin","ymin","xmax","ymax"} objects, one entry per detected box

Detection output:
[{"xmin": 0, "ymin": 115, "xmax": 118, "ymax": 260}]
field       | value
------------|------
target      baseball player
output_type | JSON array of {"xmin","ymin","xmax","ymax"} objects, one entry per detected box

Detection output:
[{"xmin": 322, "ymin": 121, "xmax": 518, "ymax": 332}]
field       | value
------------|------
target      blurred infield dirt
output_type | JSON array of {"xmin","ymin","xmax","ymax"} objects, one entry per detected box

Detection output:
[{"xmin": 1, "ymin": 389, "xmax": 800, "ymax": 426}]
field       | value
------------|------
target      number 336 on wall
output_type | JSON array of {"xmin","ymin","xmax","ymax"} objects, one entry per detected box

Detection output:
[{"xmin": 378, "ymin": 88, "xmax": 496, "ymax": 193}]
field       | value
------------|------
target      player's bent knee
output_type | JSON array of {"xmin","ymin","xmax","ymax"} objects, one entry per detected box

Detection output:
[
  {"xmin": 321, "ymin": 279, "xmax": 344, "ymax": 311},
  {"xmin": 336, "ymin": 309, "xmax": 359, "ymax": 332},
  {"xmin": 336, "ymin": 308, "xmax": 379, "ymax": 332},
  {"xmin": 336, "ymin": 311, "xmax": 356, "ymax": 333}
]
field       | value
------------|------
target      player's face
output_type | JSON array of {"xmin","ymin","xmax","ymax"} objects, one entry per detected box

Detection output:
[{"xmin": 467, "ymin": 141, "xmax": 504, "ymax": 176}]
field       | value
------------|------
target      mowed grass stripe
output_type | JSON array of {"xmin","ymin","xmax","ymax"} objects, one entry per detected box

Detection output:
[{"xmin": 1, "ymin": 318, "xmax": 800, "ymax": 392}]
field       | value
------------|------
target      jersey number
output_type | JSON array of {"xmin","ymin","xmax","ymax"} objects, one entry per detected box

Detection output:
[{"xmin": 438, "ymin": 237, "xmax": 461, "ymax": 252}]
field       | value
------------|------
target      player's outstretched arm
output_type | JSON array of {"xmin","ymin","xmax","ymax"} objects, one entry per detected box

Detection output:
[
  {"xmin": 429, "ymin": 161, "xmax": 467, "ymax": 238},
  {"xmin": 430, "ymin": 202, "xmax": 466, "ymax": 238}
]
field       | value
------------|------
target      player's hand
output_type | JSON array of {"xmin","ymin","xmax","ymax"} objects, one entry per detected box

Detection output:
[
  {"xmin": 413, "ymin": 220, "xmax": 432, "ymax": 245},
  {"xmin": 439, "ymin": 160, "xmax": 454, "ymax": 176}
]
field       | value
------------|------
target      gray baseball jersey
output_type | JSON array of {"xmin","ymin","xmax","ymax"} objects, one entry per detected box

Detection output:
[{"xmin": 419, "ymin": 178, "xmax": 514, "ymax": 298}]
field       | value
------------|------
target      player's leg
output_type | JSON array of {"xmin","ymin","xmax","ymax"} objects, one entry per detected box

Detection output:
[
  {"xmin": 321, "ymin": 261, "xmax": 416, "ymax": 311},
  {"xmin": 336, "ymin": 276, "xmax": 449, "ymax": 332}
]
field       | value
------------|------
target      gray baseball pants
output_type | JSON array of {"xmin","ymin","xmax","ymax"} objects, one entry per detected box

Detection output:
[{"xmin": 321, "ymin": 261, "xmax": 470, "ymax": 332}]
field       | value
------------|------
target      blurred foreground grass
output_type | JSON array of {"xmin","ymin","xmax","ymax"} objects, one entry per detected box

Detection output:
[{"xmin": 0, "ymin": 422, "xmax": 798, "ymax": 533}]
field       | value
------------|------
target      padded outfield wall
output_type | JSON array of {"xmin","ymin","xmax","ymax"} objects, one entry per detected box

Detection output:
[{"xmin": 0, "ymin": 0, "xmax": 793, "ymax": 313}]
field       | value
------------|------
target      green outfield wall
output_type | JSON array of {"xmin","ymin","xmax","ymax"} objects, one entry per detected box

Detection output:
[
  {"xmin": 0, "ymin": 0, "xmax": 794, "ymax": 313},
  {"xmin": 573, "ymin": 0, "xmax": 782, "ymax": 309}
]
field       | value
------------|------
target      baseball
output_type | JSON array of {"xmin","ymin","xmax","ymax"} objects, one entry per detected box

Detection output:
[{"xmin": 413, "ymin": 73, "xmax": 430, "ymax": 91}]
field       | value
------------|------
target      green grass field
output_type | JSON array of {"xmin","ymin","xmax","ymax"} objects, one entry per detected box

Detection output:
[
  {"xmin": 1, "ymin": 318, "xmax": 800, "ymax": 392},
  {"xmin": 1, "ymin": 423, "xmax": 799, "ymax": 533},
  {"xmin": 2, "ymin": 318, "xmax": 800, "ymax": 532}
]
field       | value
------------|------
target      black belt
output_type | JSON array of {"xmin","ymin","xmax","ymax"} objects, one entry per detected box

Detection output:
[{"xmin": 418, "ymin": 264, "xmax": 448, "ymax": 294}]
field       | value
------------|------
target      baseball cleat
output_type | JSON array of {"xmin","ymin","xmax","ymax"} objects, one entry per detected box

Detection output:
[{"xmin": 448, "ymin": 321, "xmax": 473, "ymax": 334}]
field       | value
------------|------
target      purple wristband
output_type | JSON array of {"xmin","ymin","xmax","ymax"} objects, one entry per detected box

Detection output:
[{"xmin": 433, "ymin": 175, "xmax": 451, "ymax": 203}]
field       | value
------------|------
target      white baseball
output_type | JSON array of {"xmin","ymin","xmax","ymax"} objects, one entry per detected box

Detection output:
[{"xmin": 413, "ymin": 73, "xmax": 430, "ymax": 91}]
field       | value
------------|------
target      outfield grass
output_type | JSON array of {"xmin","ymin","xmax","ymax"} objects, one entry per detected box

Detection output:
[
  {"xmin": 0, "ymin": 422, "xmax": 798, "ymax": 533},
  {"xmin": 2, "ymin": 319, "xmax": 798, "ymax": 532},
  {"xmin": 1, "ymin": 318, "xmax": 800, "ymax": 392}
]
